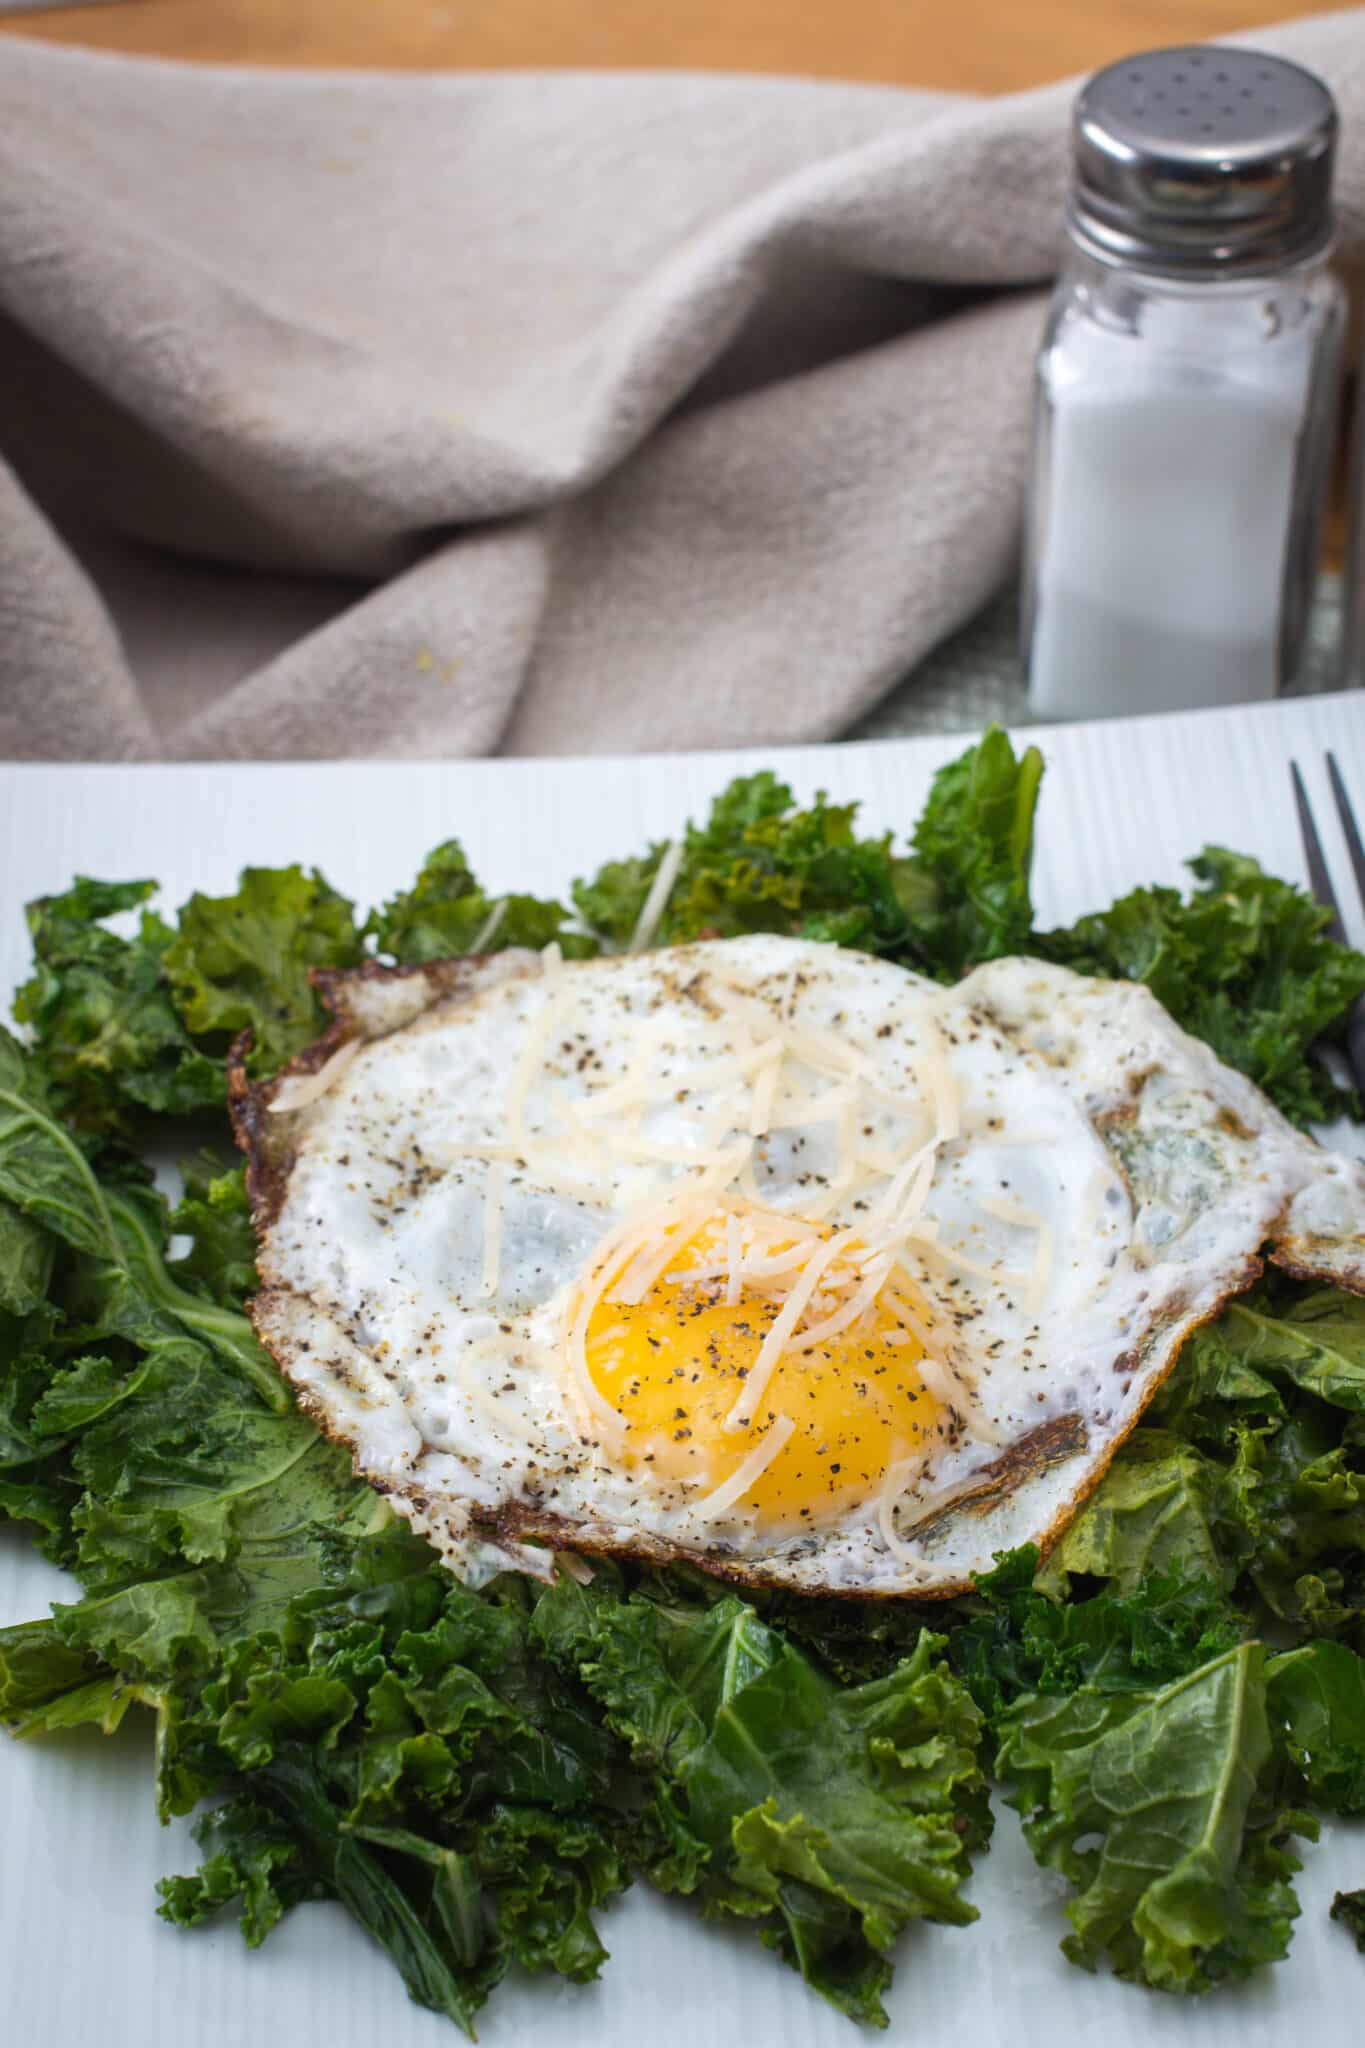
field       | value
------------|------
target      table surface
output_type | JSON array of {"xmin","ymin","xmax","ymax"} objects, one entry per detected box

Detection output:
[{"xmin": 0, "ymin": 0, "xmax": 1356, "ymax": 92}]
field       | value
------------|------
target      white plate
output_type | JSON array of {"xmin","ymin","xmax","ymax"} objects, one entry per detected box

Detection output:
[{"xmin": 2, "ymin": 694, "xmax": 1364, "ymax": 2048}]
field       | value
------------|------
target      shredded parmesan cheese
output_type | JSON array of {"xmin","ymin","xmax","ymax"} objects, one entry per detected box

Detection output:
[
  {"xmin": 505, "ymin": 983, "xmax": 570, "ymax": 1146},
  {"xmin": 785, "ymin": 1255, "xmax": 890, "ymax": 1354},
  {"xmin": 876, "ymin": 1441, "xmax": 936, "ymax": 1563},
  {"xmin": 724, "ymin": 1213, "xmax": 744, "ymax": 1306},
  {"xmin": 749, "ymin": 1050, "xmax": 781, "ymax": 1138},
  {"xmin": 1026, "ymin": 1220, "xmax": 1054, "ymax": 1316},
  {"xmin": 267, "ymin": 1038, "xmax": 361, "ymax": 1114},
  {"xmin": 917, "ymin": 1011, "xmax": 961, "ymax": 1142},
  {"xmin": 767, "ymin": 1079, "xmax": 857, "ymax": 1130},
  {"xmin": 609, "ymin": 1199, "xmax": 713, "ymax": 1305},
  {"xmin": 690, "ymin": 1414, "xmax": 796, "ymax": 1522},
  {"xmin": 480, "ymin": 1162, "xmax": 507, "ymax": 1298},
  {"xmin": 470, "ymin": 898, "xmax": 508, "ymax": 955},
  {"xmin": 725, "ymin": 1231, "xmax": 854, "ymax": 1430},
  {"xmin": 628, "ymin": 838, "xmax": 686, "ymax": 954}
]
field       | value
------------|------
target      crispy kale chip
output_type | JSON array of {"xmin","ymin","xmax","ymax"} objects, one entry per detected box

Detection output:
[
  {"xmin": 1045, "ymin": 846, "xmax": 1365, "ymax": 1125},
  {"xmin": 13, "ymin": 878, "xmax": 222, "ymax": 1130},
  {"xmin": 531, "ymin": 1567, "xmax": 988, "ymax": 2026},
  {"xmin": 364, "ymin": 837, "xmax": 595, "ymax": 963},
  {"xmin": 163, "ymin": 865, "xmax": 363, "ymax": 1074},
  {"xmin": 1333, "ymin": 1888, "xmax": 1365, "ymax": 1951},
  {"xmin": 13, "ymin": 866, "xmax": 365, "ymax": 1126},
  {"xmin": 571, "ymin": 729, "xmax": 1044, "ymax": 977}
]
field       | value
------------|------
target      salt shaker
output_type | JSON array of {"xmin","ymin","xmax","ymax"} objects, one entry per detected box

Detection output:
[{"xmin": 1024, "ymin": 48, "xmax": 1344, "ymax": 720}]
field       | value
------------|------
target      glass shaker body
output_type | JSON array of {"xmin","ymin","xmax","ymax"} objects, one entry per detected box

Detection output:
[{"xmin": 1024, "ymin": 250, "xmax": 1344, "ymax": 721}]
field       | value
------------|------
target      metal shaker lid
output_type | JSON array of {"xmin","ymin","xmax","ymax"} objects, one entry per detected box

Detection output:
[{"xmin": 1067, "ymin": 46, "xmax": 1337, "ymax": 276}]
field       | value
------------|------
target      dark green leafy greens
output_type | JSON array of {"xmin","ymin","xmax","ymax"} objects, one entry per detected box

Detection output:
[
  {"xmin": 945, "ymin": 1547, "xmax": 1246, "ymax": 1724},
  {"xmin": 154, "ymin": 1553, "xmax": 631, "ymax": 2032},
  {"xmin": 997, "ymin": 1643, "xmax": 1310, "ymax": 1992},
  {"xmin": 1020, "ymin": 1288, "xmax": 1365, "ymax": 1653},
  {"xmin": 365, "ymin": 838, "xmax": 595, "ymax": 963},
  {"xmin": 1044, "ymin": 846, "xmax": 1365, "ymax": 1124},
  {"xmin": 13, "ymin": 878, "xmax": 224, "ymax": 1131},
  {"xmin": 12, "ymin": 866, "xmax": 365, "ymax": 1131},
  {"xmin": 1267, "ymin": 1639, "xmax": 1365, "ymax": 1816},
  {"xmin": 0, "ymin": 1029, "xmax": 630, "ymax": 2027},
  {"xmin": 163, "ymin": 865, "xmax": 364, "ymax": 1074},
  {"xmin": 898, "ymin": 725, "xmax": 1043, "ymax": 976},
  {"xmin": 570, "ymin": 730, "xmax": 1044, "ymax": 979},
  {"xmin": 1333, "ymin": 1888, "xmax": 1365, "ymax": 1951},
  {"xmin": 572, "ymin": 771, "xmax": 922, "ymax": 958},
  {"xmin": 3, "ymin": 726, "xmax": 1365, "ymax": 2031},
  {"xmin": 532, "ymin": 1567, "xmax": 988, "ymax": 2026}
]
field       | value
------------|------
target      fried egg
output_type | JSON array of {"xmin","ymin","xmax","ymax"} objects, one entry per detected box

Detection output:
[{"xmin": 231, "ymin": 935, "xmax": 1365, "ymax": 1596}]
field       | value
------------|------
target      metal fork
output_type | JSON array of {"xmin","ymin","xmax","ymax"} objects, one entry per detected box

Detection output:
[{"xmin": 1290, "ymin": 752, "xmax": 1365, "ymax": 1094}]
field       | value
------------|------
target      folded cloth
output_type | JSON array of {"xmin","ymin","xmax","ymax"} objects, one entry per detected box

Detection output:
[{"xmin": 1, "ymin": 17, "xmax": 1362, "ymax": 760}]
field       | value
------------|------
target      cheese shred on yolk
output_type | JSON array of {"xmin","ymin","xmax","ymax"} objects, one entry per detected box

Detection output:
[{"xmin": 580, "ymin": 1212, "xmax": 942, "ymax": 1530}]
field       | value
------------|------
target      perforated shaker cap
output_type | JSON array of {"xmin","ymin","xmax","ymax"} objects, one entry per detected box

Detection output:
[{"xmin": 1067, "ymin": 46, "xmax": 1337, "ymax": 276}]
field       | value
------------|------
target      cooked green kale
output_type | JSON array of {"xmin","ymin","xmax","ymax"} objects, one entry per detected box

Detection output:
[
  {"xmin": 1332, "ymin": 1888, "xmax": 1365, "ymax": 1951},
  {"xmin": 570, "ymin": 729, "xmax": 1044, "ymax": 978},
  {"xmin": 1044, "ymin": 847, "xmax": 1365, "ymax": 1124},
  {"xmin": 4, "ymin": 727, "xmax": 1365, "ymax": 2030},
  {"xmin": 365, "ymin": 837, "xmax": 595, "ymax": 963}
]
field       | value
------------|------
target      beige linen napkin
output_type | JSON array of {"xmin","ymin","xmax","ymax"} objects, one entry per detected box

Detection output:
[{"xmin": 2, "ymin": 18, "xmax": 1363, "ymax": 760}]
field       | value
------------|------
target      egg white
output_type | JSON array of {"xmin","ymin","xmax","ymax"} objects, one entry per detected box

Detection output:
[{"xmin": 235, "ymin": 936, "xmax": 1365, "ymax": 1595}]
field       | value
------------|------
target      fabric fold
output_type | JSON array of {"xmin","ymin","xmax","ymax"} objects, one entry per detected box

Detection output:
[{"xmin": 1, "ymin": 19, "xmax": 1362, "ymax": 759}]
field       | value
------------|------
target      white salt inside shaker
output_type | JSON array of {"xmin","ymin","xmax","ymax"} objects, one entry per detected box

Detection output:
[{"xmin": 1024, "ymin": 47, "xmax": 1344, "ymax": 721}]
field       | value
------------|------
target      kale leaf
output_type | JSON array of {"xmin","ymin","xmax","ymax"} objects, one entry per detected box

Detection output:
[
  {"xmin": 572, "ymin": 771, "xmax": 920, "ymax": 960},
  {"xmin": 1045, "ymin": 847, "xmax": 1365, "ymax": 1125},
  {"xmin": 12, "ymin": 878, "xmax": 223, "ymax": 1131},
  {"xmin": 532, "ymin": 1567, "xmax": 988, "ymax": 2026},
  {"xmin": 165, "ymin": 1156, "xmax": 259, "ymax": 1312},
  {"xmin": 365, "ymin": 837, "xmax": 595, "ymax": 962},
  {"xmin": 571, "ymin": 730, "xmax": 1044, "ymax": 979},
  {"xmin": 163, "ymin": 865, "xmax": 363, "ymax": 1074},
  {"xmin": 897, "ymin": 725, "xmax": 1043, "ymax": 975},
  {"xmin": 947, "ymin": 1546, "xmax": 1244, "ymax": 1727},
  {"xmin": 1333, "ymin": 1888, "xmax": 1365, "ymax": 1951},
  {"xmin": 157, "ymin": 1561, "xmax": 628, "ymax": 2035},
  {"xmin": 13, "ymin": 866, "xmax": 366, "ymax": 1123},
  {"xmin": 1267, "ymin": 1639, "xmax": 1365, "ymax": 1815},
  {"xmin": 997, "ymin": 1643, "xmax": 1309, "ymax": 1992},
  {"xmin": 1044, "ymin": 1287, "xmax": 1365, "ymax": 1651}
]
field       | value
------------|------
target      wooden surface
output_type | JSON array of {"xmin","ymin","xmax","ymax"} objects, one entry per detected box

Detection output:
[{"xmin": 0, "ymin": 0, "xmax": 1356, "ymax": 93}]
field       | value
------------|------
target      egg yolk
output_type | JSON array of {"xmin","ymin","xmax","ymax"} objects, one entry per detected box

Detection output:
[{"xmin": 583, "ymin": 1213, "xmax": 941, "ymax": 1530}]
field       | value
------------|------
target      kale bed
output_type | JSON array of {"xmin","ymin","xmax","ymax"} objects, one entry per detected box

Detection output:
[{"xmin": 2, "ymin": 730, "xmax": 1363, "ymax": 2031}]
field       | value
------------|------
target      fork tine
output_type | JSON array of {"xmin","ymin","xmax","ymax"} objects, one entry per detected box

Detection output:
[
  {"xmin": 1290, "ymin": 759, "xmax": 1348, "ymax": 946},
  {"xmin": 1326, "ymin": 753, "xmax": 1365, "ymax": 917}
]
